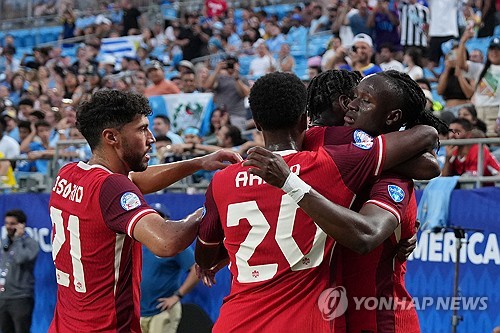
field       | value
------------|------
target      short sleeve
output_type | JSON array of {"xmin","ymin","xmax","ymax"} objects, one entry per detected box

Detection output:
[
  {"xmin": 198, "ymin": 182, "xmax": 224, "ymax": 246},
  {"xmin": 364, "ymin": 174, "xmax": 414, "ymax": 224},
  {"xmin": 322, "ymin": 131, "xmax": 386, "ymax": 193},
  {"xmin": 99, "ymin": 174, "xmax": 156, "ymax": 238}
]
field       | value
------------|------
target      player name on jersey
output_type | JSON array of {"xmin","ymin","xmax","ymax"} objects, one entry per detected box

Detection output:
[
  {"xmin": 51, "ymin": 176, "xmax": 84, "ymax": 203},
  {"xmin": 235, "ymin": 164, "xmax": 300, "ymax": 188}
]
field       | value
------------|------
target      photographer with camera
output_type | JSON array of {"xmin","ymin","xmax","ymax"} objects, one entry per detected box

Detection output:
[
  {"xmin": 0, "ymin": 209, "xmax": 39, "ymax": 333},
  {"xmin": 204, "ymin": 55, "xmax": 250, "ymax": 132}
]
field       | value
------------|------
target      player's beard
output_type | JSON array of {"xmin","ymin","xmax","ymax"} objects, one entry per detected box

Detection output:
[{"xmin": 122, "ymin": 140, "xmax": 149, "ymax": 172}]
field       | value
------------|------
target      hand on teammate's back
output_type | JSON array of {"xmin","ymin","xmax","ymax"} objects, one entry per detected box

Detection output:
[
  {"xmin": 243, "ymin": 147, "xmax": 291, "ymax": 188},
  {"xmin": 200, "ymin": 150, "xmax": 243, "ymax": 170}
]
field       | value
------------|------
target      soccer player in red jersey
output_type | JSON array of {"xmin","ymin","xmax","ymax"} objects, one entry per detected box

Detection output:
[
  {"xmin": 195, "ymin": 72, "xmax": 439, "ymax": 332},
  {"xmin": 48, "ymin": 90, "xmax": 241, "ymax": 333},
  {"xmin": 301, "ymin": 70, "xmax": 449, "ymax": 333}
]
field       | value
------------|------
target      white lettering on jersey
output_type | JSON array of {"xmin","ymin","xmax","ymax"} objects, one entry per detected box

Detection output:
[
  {"xmin": 52, "ymin": 176, "xmax": 84, "ymax": 203},
  {"xmin": 235, "ymin": 164, "xmax": 301, "ymax": 188}
]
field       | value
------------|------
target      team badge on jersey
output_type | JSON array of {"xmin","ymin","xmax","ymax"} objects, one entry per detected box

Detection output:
[
  {"xmin": 388, "ymin": 185, "xmax": 405, "ymax": 203},
  {"xmin": 120, "ymin": 192, "xmax": 141, "ymax": 211},
  {"xmin": 352, "ymin": 129, "xmax": 374, "ymax": 150}
]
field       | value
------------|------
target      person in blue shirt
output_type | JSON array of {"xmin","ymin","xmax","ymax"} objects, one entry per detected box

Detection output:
[{"xmin": 140, "ymin": 203, "xmax": 200, "ymax": 333}]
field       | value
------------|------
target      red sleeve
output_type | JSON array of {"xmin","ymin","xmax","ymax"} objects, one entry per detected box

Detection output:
[
  {"xmin": 322, "ymin": 133, "xmax": 386, "ymax": 193},
  {"xmin": 484, "ymin": 147, "xmax": 500, "ymax": 175},
  {"xmin": 363, "ymin": 174, "xmax": 414, "ymax": 224},
  {"xmin": 198, "ymin": 181, "xmax": 224, "ymax": 245},
  {"xmin": 99, "ymin": 174, "xmax": 156, "ymax": 238}
]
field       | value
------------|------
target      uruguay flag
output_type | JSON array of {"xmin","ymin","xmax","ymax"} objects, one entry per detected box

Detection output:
[{"xmin": 99, "ymin": 35, "xmax": 142, "ymax": 62}]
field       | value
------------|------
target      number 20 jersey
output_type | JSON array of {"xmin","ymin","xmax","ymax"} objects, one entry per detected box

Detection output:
[{"xmin": 198, "ymin": 138, "xmax": 387, "ymax": 333}]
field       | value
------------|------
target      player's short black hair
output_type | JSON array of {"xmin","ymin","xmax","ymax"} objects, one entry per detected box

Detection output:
[
  {"xmin": 450, "ymin": 118, "xmax": 473, "ymax": 132},
  {"xmin": 377, "ymin": 70, "xmax": 448, "ymax": 133},
  {"xmin": 249, "ymin": 72, "xmax": 307, "ymax": 131},
  {"xmin": 77, "ymin": 90, "xmax": 152, "ymax": 150},
  {"xmin": 306, "ymin": 69, "xmax": 362, "ymax": 125},
  {"xmin": 5, "ymin": 209, "xmax": 27, "ymax": 224}
]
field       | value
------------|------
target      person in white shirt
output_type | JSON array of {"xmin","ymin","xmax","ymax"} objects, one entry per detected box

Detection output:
[
  {"xmin": 379, "ymin": 43, "xmax": 404, "ymax": 72},
  {"xmin": 0, "ymin": 117, "xmax": 20, "ymax": 160},
  {"xmin": 403, "ymin": 47, "xmax": 424, "ymax": 80},
  {"xmin": 427, "ymin": 0, "xmax": 460, "ymax": 68},
  {"xmin": 457, "ymin": 31, "xmax": 500, "ymax": 137},
  {"xmin": 249, "ymin": 39, "xmax": 277, "ymax": 78}
]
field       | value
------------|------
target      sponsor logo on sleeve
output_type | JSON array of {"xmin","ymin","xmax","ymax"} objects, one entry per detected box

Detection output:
[
  {"xmin": 352, "ymin": 129, "xmax": 374, "ymax": 150},
  {"xmin": 120, "ymin": 192, "xmax": 141, "ymax": 211},
  {"xmin": 388, "ymin": 185, "xmax": 405, "ymax": 203}
]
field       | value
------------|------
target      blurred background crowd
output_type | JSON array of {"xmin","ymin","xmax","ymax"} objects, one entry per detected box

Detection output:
[{"xmin": 0, "ymin": 0, "xmax": 498, "ymax": 192}]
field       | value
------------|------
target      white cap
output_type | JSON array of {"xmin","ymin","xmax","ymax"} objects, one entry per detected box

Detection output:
[{"xmin": 352, "ymin": 33, "xmax": 373, "ymax": 48}]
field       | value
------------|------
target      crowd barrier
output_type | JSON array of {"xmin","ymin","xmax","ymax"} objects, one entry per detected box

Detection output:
[{"xmin": 0, "ymin": 188, "xmax": 498, "ymax": 332}]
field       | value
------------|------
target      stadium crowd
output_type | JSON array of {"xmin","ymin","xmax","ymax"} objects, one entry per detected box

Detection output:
[{"xmin": 0, "ymin": 0, "xmax": 498, "ymax": 190}]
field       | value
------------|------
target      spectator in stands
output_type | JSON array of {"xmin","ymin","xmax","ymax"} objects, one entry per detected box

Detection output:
[
  {"xmin": 398, "ymin": 0, "xmax": 429, "ymax": 53},
  {"xmin": 205, "ymin": 55, "xmax": 250, "ymax": 131},
  {"xmin": 216, "ymin": 124, "xmax": 247, "ymax": 151},
  {"xmin": 276, "ymin": 43, "xmax": 295, "ymax": 73},
  {"xmin": 457, "ymin": 32, "xmax": 500, "ymax": 137},
  {"xmin": 121, "ymin": 0, "xmax": 142, "ymax": 36},
  {"xmin": 469, "ymin": 49, "xmax": 484, "ymax": 64},
  {"xmin": 61, "ymin": 70, "xmax": 84, "ymax": 105},
  {"xmin": 266, "ymin": 24, "xmax": 286, "ymax": 54},
  {"xmin": 442, "ymin": 118, "xmax": 500, "ymax": 178},
  {"xmin": 17, "ymin": 121, "xmax": 32, "ymax": 144},
  {"xmin": 379, "ymin": 43, "xmax": 404, "ymax": 72},
  {"xmin": 249, "ymin": 39, "xmax": 277, "ymax": 77},
  {"xmin": 1, "ymin": 109, "xmax": 20, "ymax": 143},
  {"xmin": 309, "ymin": 4, "xmax": 329, "ymax": 35},
  {"xmin": 477, "ymin": 0, "xmax": 497, "ymax": 38},
  {"xmin": 60, "ymin": 9, "xmax": 76, "ymax": 42},
  {"xmin": 0, "ymin": 116, "xmax": 20, "ymax": 161},
  {"xmin": 458, "ymin": 105, "xmax": 488, "ymax": 134},
  {"xmin": 9, "ymin": 73, "xmax": 26, "ymax": 106},
  {"xmin": 341, "ymin": 0, "xmax": 373, "ymax": 37},
  {"xmin": 175, "ymin": 12, "xmax": 210, "ymax": 62},
  {"xmin": 152, "ymin": 115, "xmax": 184, "ymax": 145},
  {"xmin": 427, "ymin": 0, "xmax": 460, "ymax": 68},
  {"xmin": 321, "ymin": 36, "xmax": 342, "ymax": 70},
  {"xmin": 287, "ymin": 14, "xmax": 308, "ymax": 51},
  {"xmin": 403, "ymin": 47, "xmax": 424, "ymax": 80},
  {"xmin": 20, "ymin": 120, "xmax": 54, "ymax": 174},
  {"xmin": 0, "ymin": 150, "xmax": 16, "ymax": 189},
  {"xmin": 343, "ymin": 33, "xmax": 382, "ymax": 76},
  {"xmin": 0, "ymin": 209, "xmax": 39, "ymax": 332},
  {"xmin": 144, "ymin": 61, "xmax": 180, "ymax": 97},
  {"xmin": 0, "ymin": 46, "xmax": 20, "ymax": 83},
  {"xmin": 436, "ymin": 46, "xmax": 473, "ymax": 114},
  {"xmin": 181, "ymin": 70, "xmax": 198, "ymax": 93},
  {"xmin": 17, "ymin": 99, "xmax": 34, "ymax": 122},
  {"xmin": 367, "ymin": 0, "xmax": 400, "ymax": 53},
  {"xmin": 203, "ymin": 106, "xmax": 229, "ymax": 145},
  {"xmin": 223, "ymin": 21, "xmax": 243, "ymax": 53}
]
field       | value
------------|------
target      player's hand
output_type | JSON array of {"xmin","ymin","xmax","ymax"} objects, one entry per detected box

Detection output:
[
  {"xmin": 200, "ymin": 149, "xmax": 243, "ymax": 171},
  {"xmin": 195, "ymin": 259, "xmax": 229, "ymax": 287},
  {"xmin": 243, "ymin": 146, "xmax": 291, "ymax": 188},
  {"xmin": 156, "ymin": 295, "xmax": 180, "ymax": 311},
  {"xmin": 396, "ymin": 234, "xmax": 417, "ymax": 262},
  {"xmin": 14, "ymin": 223, "xmax": 25, "ymax": 238}
]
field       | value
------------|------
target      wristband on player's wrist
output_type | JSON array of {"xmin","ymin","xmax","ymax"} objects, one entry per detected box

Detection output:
[
  {"xmin": 174, "ymin": 290, "xmax": 183, "ymax": 299},
  {"xmin": 281, "ymin": 172, "xmax": 311, "ymax": 203}
]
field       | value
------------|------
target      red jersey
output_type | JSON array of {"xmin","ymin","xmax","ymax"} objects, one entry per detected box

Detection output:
[
  {"xmin": 48, "ymin": 162, "xmax": 156, "ymax": 333},
  {"xmin": 449, "ymin": 144, "xmax": 500, "ymax": 177},
  {"xmin": 305, "ymin": 126, "xmax": 419, "ymax": 333},
  {"xmin": 198, "ymin": 140, "xmax": 386, "ymax": 333}
]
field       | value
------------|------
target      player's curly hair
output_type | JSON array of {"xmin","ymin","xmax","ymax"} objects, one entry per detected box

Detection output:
[
  {"xmin": 306, "ymin": 69, "xmax": 362, "ymax": 125},
  {"xmin": 77, "ymin": 89, "xmax": 152, "ymax": 150},
  {"xmin": 378, "ymin": 70, "xmax": 448, "ymax": 133},
  {"xmin": 249, "ymin": 72, "xmax": 307, "ymax": 130}
]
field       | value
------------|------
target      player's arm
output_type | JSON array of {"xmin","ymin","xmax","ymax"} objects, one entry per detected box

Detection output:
[
  {"xmin": 194, "ymin": 181, "xmax": 229, "ymax": 271},
  {"xmin": 382, "ymin": 125, "xmax": 439, "ymax": 171},
  {"xmin": 133, "ymin": 208, "xmax": 203, "ymax": 257},
  {"xmin": 130, "ymin": 149, "xmax": 242, "ymax": 194},
  {"xmin": 389, "ymin": 151, "xmax": 441, "ymax": 180}
]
